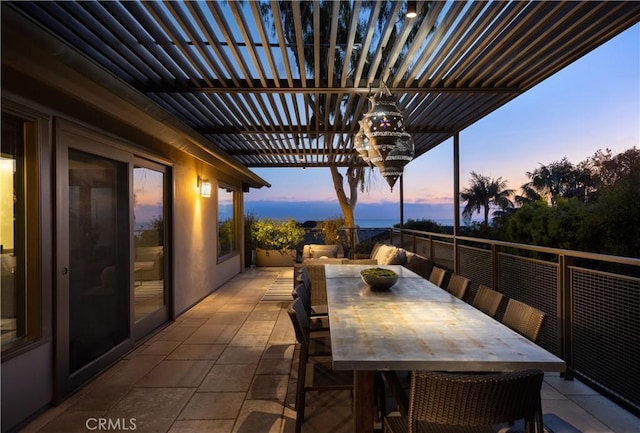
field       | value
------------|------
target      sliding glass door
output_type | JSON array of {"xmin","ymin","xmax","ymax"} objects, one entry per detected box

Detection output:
[
  {"xmin": 55, "ymin": 123, "xmax": 171, "ymax": 398},
  {"xmin": 67, "ymin": 149, "xmax": 129, "ymax": 374}
]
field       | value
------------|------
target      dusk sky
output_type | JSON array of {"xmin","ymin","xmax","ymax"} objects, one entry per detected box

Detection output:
[{"xmin": 245, "ymin": 24, "xmax": 639, "ymax": 224}]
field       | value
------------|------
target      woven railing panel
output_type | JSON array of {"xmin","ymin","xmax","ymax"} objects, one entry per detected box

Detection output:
[
  {"xmin": 498, "ymin": 253, "xmax": 559, "ymax": 355},
  {"xmin": 432, "ymin": 240, "xmax": 454, "ymax": 271},
  {"xmin": 572, "ymin": 267, "xmax": 640, "ymax": 411},
  {"xmin": 413, "ymin": 238, "xmax": 431, "ymax": 259},
  {"xmin": 458, "ymin": 245, "xmax": 492, "ymax": 298}
]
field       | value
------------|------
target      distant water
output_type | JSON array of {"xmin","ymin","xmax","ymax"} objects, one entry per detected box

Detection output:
[{"xmin": 301, "ymin": 218, "xmax": 455, "ymax": 228}]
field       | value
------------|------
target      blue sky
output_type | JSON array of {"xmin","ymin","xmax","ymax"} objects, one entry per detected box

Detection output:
[{"xmin": 245, "ymin": 24, "xmax": 639, "ymax": 223}]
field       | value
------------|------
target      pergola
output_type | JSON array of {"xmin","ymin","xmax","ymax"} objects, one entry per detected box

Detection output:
[{"xmin": 6, "ymin": 1, "xmax": 639, "ymax": 172}]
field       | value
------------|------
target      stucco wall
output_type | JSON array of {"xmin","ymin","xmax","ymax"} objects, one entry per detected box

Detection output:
[{"xmin": 172, "ymin": 159, "xmax": 242, "ymax": 315}]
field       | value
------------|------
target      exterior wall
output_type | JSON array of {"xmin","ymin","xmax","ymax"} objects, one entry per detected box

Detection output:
[
  {"xmin": 1, "ymin": 342, "xmax": 53, "ymax": 432},
  {"xmin": 171, "ymin": 159, "xmax": 243, "ymax": 315}
]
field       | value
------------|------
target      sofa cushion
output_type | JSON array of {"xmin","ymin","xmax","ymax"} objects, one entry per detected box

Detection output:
[
  {"xmin": 369, "ymin": 242, "xmax": 384, "ymax": 260},
  {"xmin": 374, "ymin": 244, "xmax": 407, "ymax": 265},
  {"xmin": 310, "ymin": 244, "xmax": 340, "ymax": 258}
]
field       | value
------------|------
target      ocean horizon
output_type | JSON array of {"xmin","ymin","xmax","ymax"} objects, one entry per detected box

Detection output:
[
  {"xmin": 244, "ymin": 200, "xmax": 481, "ymax": 228},
  {"xmin": 298, "ymin": 218, "xmax": 456, "ymax": 228}
]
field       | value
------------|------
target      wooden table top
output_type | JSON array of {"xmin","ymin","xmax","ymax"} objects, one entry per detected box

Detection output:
[{"xmin": 325, "ymin": 264, "xmax": 566, "ymax": 373}]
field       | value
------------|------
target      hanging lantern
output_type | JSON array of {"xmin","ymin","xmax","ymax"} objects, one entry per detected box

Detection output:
[
  {"xmin": 354, "ymin": 120, "xmax": 370, "ymax": 165},
  {"xmin": 359, "ymin": 91, "xmax": 414, "ymax": 190}
]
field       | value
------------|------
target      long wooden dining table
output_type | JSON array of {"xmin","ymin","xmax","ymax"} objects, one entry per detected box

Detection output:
[{"xmin": 324, "ymin": 264, "xmax": 566, "ymax": 433}]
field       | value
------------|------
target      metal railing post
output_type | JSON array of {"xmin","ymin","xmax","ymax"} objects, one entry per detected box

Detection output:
[{"xmin": 560, "ymin": 254, "xmax": 574, "ymax": 379}]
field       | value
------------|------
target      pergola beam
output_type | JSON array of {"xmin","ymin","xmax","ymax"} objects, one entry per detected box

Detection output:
[{"xmin": 140, "ymin": 80, "xmax": 521, "ymax": 95}]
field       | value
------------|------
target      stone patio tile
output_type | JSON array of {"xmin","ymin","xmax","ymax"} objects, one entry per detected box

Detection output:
[
  {"xmin": 115, "ymin": 416, "xmax": 175, "ymax": 433},
  {"xmin": 199, "ymin": 364, "xmax": 257, "ymax": 392},
  {"xmin": 68, "ymin": 384, "xmax": 131, "ymax": 411},
  {"xmin": 108, "ymin": 387, "xmax": 195, "ymax": 423},
  {"xmin": 247, "ymin": 309, "xmax": 281, "ymax": 321},
  {"xmin": 248, "ymin": 375, "xmax": 289, "ymax": 402},
  {"xmin": 253, "ymin": 302, "xmax": 287, "ymax": 312},
  {"xmin": 218, "ymin": 303, "xmax": 257, "ymax": 313},
  {"xmin": 167, "ymin": 344, "xmax": 226, "ymax": 360},
  {"xmin": 136, "ymin": 340, "xmax": 182, "ymax": 356},
  {"xmin": 174, "ymin": 317, "xmax": 209, "ymax": 328},
  {"xmin": 261, "ymin": 344, "xmax": 295, "ymax": 361},
  {"xmin": 32, "ymin": 411, "xmax": 106, "ymax": 433},
  {"xmin": 229, "ymin": 333, "xmax": 270, "ymax": 348},
  {"xmin": 544, "ymin": 373, "xmax": 600, "ymax": 395},
  {"xmin": 299, "ymin": 396, "xmax": 354, "ymax": 433},
  {"xmin": 168, "ymin": 420, "xmax": 234, "ymax": 433},
  {"xmin": 178, "ymin": 392, "xmax": 245, "ymax": 420},
  {"xmin": 89, "ymin": 355, "xmax": 165, "ymax": 387},
  {"xmin": 184, "ymin": 324, "xmax": 241, "ymax": 345},
  {"xmin": 217, "ymin": 346, "xmax": 264, "ymax": 364},
  {"xmin": 541, "ymin": 380, "xmax": 567, "ymax": 400},
  {"xmin": 136, "ymin": 360, "xmax": 213, "ymax": 387},
  {"xmin": 232, "ymin": 399, "xmax": 284, "ymax": 433},
  {"xmin": 154, "ymin": 325, "xmax": 197, "ymax": 342},
  {"xmin": 256, "ymin": 358, "xmax": 292, "ymax": 375},
  {"xmin": 235, "ymin": 321, "xmax": 276, "ymax": 337},
  {"xmin": 204, "ymin": 312, "xmax": 250, "ymax": 325},
  {"xmin": 568, "ymin": 395, "xmax": 639, "ymax": 433},
  {"xmin": 541, "ymin": 397, "xmax": 611, "ymax": 433},
  {"xmin": 187, "ymin": 305, "xmax": 224, "ymax": 318}
]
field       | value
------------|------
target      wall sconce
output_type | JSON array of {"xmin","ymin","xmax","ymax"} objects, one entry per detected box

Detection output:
[
  {"xmin": 197, "ymin": 175, "xmax": 211, "ymax": 198},
  {"xmin": 406, "ymin": 1, "xmax": 417, "ymax": 18}
]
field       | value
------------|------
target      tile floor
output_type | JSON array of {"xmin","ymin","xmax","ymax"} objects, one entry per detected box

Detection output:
[{"xmin": 19, "ymin": 267, "xmax": 639, "ymax": 433}]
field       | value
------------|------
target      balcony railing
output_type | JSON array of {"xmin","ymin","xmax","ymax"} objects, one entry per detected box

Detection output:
[{"xmin": 337, "ymin": 226, "xmax": 640, "ymax": 416}]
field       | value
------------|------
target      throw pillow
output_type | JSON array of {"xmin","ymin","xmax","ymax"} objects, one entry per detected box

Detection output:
[{"xmin": 310, "ymin": 244, "xmax": 339, "ymax": 258}]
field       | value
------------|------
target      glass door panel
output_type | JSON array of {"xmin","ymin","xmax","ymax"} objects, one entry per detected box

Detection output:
[
  {"xmin": 133, "ymin": 166, "xmax": 165, "ymax": 321},
  {"xmin": 68, "ymin": 149, "xmax": 129, "ymax": 373}
]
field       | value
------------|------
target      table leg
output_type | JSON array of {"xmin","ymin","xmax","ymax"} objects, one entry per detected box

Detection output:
[{"xmin": 353, "ymin": 370, "xmax": 375, "ymax": 433}]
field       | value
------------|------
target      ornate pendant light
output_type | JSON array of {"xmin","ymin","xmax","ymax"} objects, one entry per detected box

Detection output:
[
  {"xmin": 359, "ymin": 87, "xmax": 414, "ymax": 191},
  {"xmin": 354, "ymin": 119, "xmax": 370, "ymax": 164}
]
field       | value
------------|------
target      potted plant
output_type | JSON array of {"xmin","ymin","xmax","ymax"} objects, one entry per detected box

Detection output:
[{"xmin": 253, "ymin": 218, "xmax": 305, "ymax": 266}]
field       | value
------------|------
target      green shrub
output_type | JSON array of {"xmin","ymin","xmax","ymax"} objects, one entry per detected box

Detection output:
[{"xmin": 252, "ymin": 218, "xmax": 305, "ymax": 251}]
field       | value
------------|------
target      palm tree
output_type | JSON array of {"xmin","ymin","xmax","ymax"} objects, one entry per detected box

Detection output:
[
  {"xmin": 461, "ymin": 172, "xmax": 514, "ymax": 226},
  {"xmin": 521, "ymin": 157, "xmax": 593, "ymax": 204}
]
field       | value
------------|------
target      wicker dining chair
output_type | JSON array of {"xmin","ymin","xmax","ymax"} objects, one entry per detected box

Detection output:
[
  {"xmin": 384, "ymin": 369, "xmax": 545, "ymax": 433},
  {"xmin": 502, "ymin": 299, "xmax": 547, "ymax": 343},
  {"xmin": 428, "ymin": 266, "xmax": 447, "ymax": 288},
  {"xmin": 472, "ymin": 285, "xmax": 505, "ymax": 318},
  {"xmin": 293, "ymin": 283, "xmax": 330, "ymax": 335},
  {"xmin": 446, "ymin": 274, "xmax": 470, "ymax": 300},
  {"xmin": 287, "ymin": 298, "xmax": 353, "ymax": 433},
  {"xmin": 297, "ymin": 264, "xmax": 329, "ymax": 316}
]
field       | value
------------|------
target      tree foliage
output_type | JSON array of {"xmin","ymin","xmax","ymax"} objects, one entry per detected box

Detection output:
[
  {"xmin": 394, "ymin": 218, "xmax": 447, "ymax": 233},
  {"xmin": 465, "ymin": 147, "xmax": 639, "ymax": 258},
  {"xmin": 317, "ymin": 215, "xmax": 346, "ymax": 245},
  {"xmin": 519, "ymin": 157, "xmax": 595, "ymax": 205}
]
